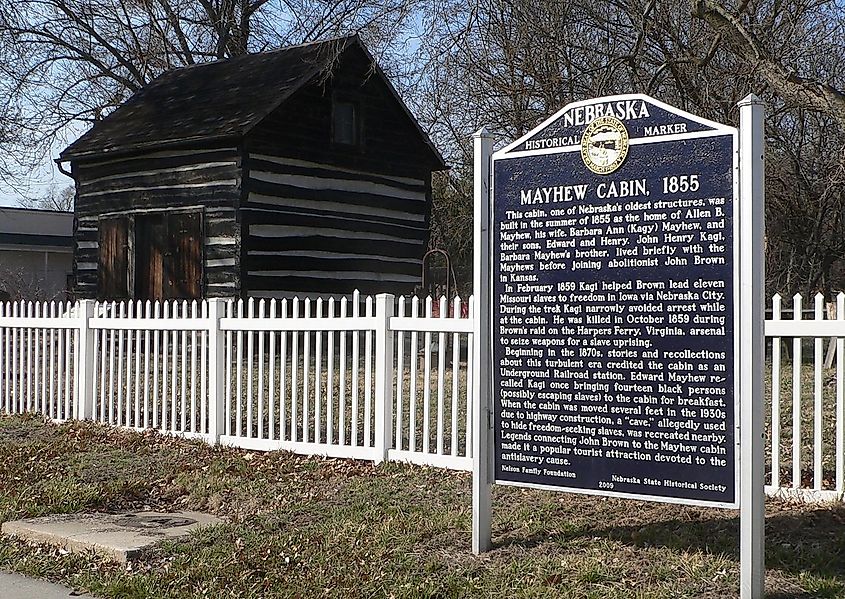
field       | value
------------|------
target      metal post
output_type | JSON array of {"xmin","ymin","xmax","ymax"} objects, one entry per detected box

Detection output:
[
  {"xmin": 738, "ymin": 94, "xmax": 765, "ymax": 599},
  {"xmin": 374, "ymin": 293, "xmax": 395, "ymax": 464},
  {"xmin": 472, "ymin": 127, "xmax": 494, "ymax": 554},
  {"xmin": 207, "ymin": 298, "xmax": 226, "ymax": 445},
  {"xmin": 75, "ymin": 299, "xmax": 95, "ymax": 420}
]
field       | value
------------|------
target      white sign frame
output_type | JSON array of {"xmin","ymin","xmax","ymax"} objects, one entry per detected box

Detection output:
[{"xmin": 472, "ymin": 93, "xmax": 765, "ymax": 598}]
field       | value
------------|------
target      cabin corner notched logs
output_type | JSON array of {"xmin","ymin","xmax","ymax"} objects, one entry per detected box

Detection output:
[{"xmin": 61, "ymin": 35, "xmax": 446, "ymax": 302}]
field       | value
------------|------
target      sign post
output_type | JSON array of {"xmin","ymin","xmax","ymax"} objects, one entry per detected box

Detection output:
[
  {"xmin": 471, "ymin": 93, "xmax": 766, "ymax": 594},
  {"xmin": 472, "ymin": 126, "xmax": 494, "ymax": 554},
  {"xmin": 738, "ymin": 94, "xmax": 765, "ymax": 599}
]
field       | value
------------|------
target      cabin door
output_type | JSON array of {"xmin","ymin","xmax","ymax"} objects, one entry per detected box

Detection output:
[
  {"xmin": 134, "ymin": 214, "xmax": 167, "ymax": 301},
  {"xmin": 133, "ymin": 211, "xmax": 203, "ymax": 301},
  {"xmin": 98, "ymin": 216, "xmax": 130, "ymax": 299}
]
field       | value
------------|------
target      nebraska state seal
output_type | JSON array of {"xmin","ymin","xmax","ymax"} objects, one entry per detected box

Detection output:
[{"xmin": 580, "ymin": 116, "xmax": 629, "ymax": 175}]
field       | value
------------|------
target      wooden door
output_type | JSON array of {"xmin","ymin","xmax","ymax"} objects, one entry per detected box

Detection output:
[
  {"xmin": 98, "ymin": 216, "xmax": 129, "ymax": 299},
  {"xmin": 133, "ymin": 211, "xmax": 203, "ymax": 301},
  {"xmin": 167, "ymin": 211, "xmax": 203, "ymax": 299},
  {"xmin": 134, "ymin": 213, "xmax": 167, "ymax": 301}
]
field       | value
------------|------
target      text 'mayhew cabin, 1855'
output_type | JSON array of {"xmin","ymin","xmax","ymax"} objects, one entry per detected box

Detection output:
[{"xmin": 60, "ymin": 35, "xmax": 446, "ymax": 301}]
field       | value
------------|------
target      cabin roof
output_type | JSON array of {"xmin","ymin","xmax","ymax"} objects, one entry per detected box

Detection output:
[{"xmin": 60, "ymin": 36, "xmax": 445, "ymax": 169}]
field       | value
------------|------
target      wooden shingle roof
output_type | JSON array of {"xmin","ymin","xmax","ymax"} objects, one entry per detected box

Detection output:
[{"xmin": 60, "ymin": 35, "xmax": 445, "ymax": 168}]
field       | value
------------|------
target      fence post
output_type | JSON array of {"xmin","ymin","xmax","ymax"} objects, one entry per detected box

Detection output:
[
  {"xmin": 374, "ymin": 293, "xmax": 395, "ymax": 464},
  {"xmin": 74, "ymin": 299, "xmax": 96, "ymax": 420},
  {"xmin": 207, "ymin": 299, "xmax": 226, "ymax": 445}
]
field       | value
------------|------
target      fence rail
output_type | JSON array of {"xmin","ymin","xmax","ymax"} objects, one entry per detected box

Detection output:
[{"xmin": 2, "ymin": 291, "xmax": 845, "ymax": 500}]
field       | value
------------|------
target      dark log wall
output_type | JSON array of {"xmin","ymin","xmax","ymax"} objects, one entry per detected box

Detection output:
[
  {"xmin": 242, "ymin": 47, "xmax": 435, "ymax": 297},
  {"xmin": 242, "ymin": 154, "xmax": 429, "ymax": 296},
  {"xmin": 72, "ymin": 146, "xmax": 242, "ymax": 299}
]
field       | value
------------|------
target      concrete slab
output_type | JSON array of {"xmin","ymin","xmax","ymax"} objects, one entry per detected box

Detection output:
[
  {"xmin": 0, "ymin": 570, "xmax": 94, "ymax": 598},
  {"xmin": 1, "ymin": 511, "xmax": 221, "ymax": 563}
]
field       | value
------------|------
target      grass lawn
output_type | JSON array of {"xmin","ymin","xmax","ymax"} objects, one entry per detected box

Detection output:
[{"xmin": 0, "ymin": 415, "xmax": 844, "ymax": 598}]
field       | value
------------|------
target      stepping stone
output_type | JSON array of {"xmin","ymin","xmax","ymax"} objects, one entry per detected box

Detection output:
[{"xmin": 1, "ymin": 511, "xmax": 221, "ymax": 563}]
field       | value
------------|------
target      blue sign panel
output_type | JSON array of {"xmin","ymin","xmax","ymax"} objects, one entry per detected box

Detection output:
[{"xmin": 491, "ymin": 94, "xmax": 738, "ymax": 507}]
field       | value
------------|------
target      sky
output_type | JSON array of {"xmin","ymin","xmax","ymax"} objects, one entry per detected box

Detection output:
[{"xmin": 0, "ymin": 129, "xmax": 80, "ymax": 208}]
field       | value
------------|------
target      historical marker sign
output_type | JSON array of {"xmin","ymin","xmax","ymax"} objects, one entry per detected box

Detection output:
[{"xmin": 491, "ymin": 94, "xmax": 739, "ymax": 507}]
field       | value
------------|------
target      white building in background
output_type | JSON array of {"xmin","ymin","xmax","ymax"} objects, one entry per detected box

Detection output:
[{"xmin": 0, "ymin": 207, "xmax": 73, "ymax": 301}]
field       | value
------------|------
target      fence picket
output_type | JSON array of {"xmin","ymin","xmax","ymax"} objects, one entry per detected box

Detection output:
[
  {"xmin": 191, "ymin": 300, "xmax": 199, "ymax": 434},
  {"xmin": 161, "ymin": 301, "xmax": 170, "ymax": 430},
  {"xmin": 292, "ymin": 297, "xmax": 299, "ymax": 443},
  {"xmin": 236, "ymin": 299, "xmax": 243, "ymax": 436},
  {"xmin": 437, "ymin": 296, "xmax": 447, "ymax": 455},
  {"xmin": 364, "ymin": 295, "xmax": 373, "ymax": 447},
  {"xmin": 26, "ymin": 302, "xmax": 33, "ymax": 412},
  {"xmin": 423, "ymin": 296, "xmax": 432, "ymax": 454},
  {"xmin": 303, "ymin": 297, "xmax": 311, "ymax": 443},
  {"xmin": 50, "ymin": 302, "xmax": 57, "ymax": 418},
  {"xmin": 351, "ymin": 292, "xmax": 359, "ymax": 446},
  {"xmin": 410, "ymin": 296, "xmax": 419, "ymax": 453},
  {"xmin": 269, "ymin": 299, "xmax": 277, "ymax": 441},
  {"xmin": 466, "ymin": 296, "xmax": 474, "ymax": 457},
  {"xmin": 133, "ymin": 301, "xmax": 141, "ymax": 427},
  {"xmin": 280, "ymin": 299, "xmax": 288, "ymax": 441},
  {"xmin": 117, "ymin": 302, "xmax": 126, "ymax": 427},
  {"xmin": 180, "ymin": 300, "xmax": 188, "ymax": 432},
  {"xmin": 143, "ymin": 301, "xmax": 152, "ymax": 428},
  {"xmin": 258, "ymin": 298, "xmax": 266, "ymax": 440},
  {"xmin": 152, "ymin": 301, "xmax": 160, "ymax": 429},
  {"xmin": 246, "ymin": 297, "xmax": 254, "ymax": 438},
  {"xmin": 838, "ymin": 292, "xmax": 845, "ymax": 494},
  {"xmin": 451, "ymin": 297, "xmax": 461, "ymax": 457},
  {"xmin": 99, "ymin": 302, "xmax": 108, "ymax": 423},
  {"xmin": 12, "ymin": 302, "xmax": 18, "ymax": 412},
  {"xmin": 170, "ymin": 303, "xmax": 179, "ymax": 432},
  {"xmin": 1, "ymin": 302, "xmax": 6, "ymax": 412},
  {"xmin": 396, "ymin": 296, "xmax": 406, "ymax": 451},
  {"xmin": 793, "ymin": 293, "xmax": 802, "ymax": 489},
  {"xmin": 339, "ymin": 297, "xmax": 347, "ymax": 446},
  {"xmin": 33, "ymin": 303, "xmax": 41, "ymax": 416},
  {"xmin": 49, "ymin": 302, "xmax": 56, "ymax": 418},
  {"xmin": 327, "ymin": 297, "xmax": 335, "ymax": 445},
  {"xmin": 201, "ymin": 301, "xmax": 208, "ymax": 434},
  {"xmin": 814, "ymin": 293, "xmax": 824, "ymax": 490},
  {"xmin": 225, "ymin": 300, "xmax": 233, "ymax": 436},
  {"xmin": 316, "ymin": 297, "xmax": 323, "ymax": 445},
  {"xmin": 771, "ymin": 294, "xmax": 781, "ymax": 488}
]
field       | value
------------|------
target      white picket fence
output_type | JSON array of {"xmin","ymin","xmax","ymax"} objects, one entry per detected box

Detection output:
[
  {"xmin": 767, "ymin": 293, "xmax": 845, "ymax": 501},
  {"xmin": 0, "ymin": 292, "xmax": 474, "ymax": 471},
  {"xmin": 2, "ymin": 291, "xmax": 845, "ymax": 501}
]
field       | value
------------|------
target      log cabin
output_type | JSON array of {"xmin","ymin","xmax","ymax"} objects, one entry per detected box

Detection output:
[{"xmin": 59, "ymin": 35, "xmax": 446, "ymax": 301}]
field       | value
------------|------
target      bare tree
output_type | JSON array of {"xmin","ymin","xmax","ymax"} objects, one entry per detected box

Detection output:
[
  {"xmin": 0, "ymin": 0, "xmax": 418, "ymax": 188},
  {"xmin": 412, "ymin": 0, "xmax": 845, "ymax": 297},
  {"xmin": 19, "ymin": 183, "xmax": 74, "ymax": 211},
  {"xmin": 0, "ymin": 265, "xmax": 61, "ymax": 301},
  {"xmin": 688, "ymin": 0, "xmax": 845, "ymax": 297}
]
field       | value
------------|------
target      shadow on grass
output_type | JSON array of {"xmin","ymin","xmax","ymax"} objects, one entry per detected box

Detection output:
[{"xmin": 501, "ymin": 504, "xmax": 845, "ymax": 582}]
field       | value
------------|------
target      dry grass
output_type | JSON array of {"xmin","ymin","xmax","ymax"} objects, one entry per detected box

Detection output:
[{"xmin": 0, "ymin": 415, "xmax": 843, "ymax": 598}]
